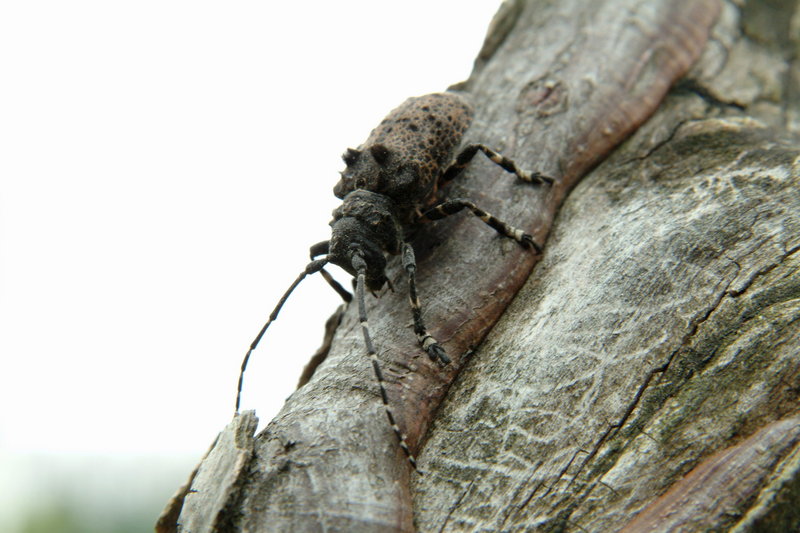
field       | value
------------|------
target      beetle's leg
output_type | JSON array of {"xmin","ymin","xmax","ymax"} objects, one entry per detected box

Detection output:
[
  {"xmin": 309, "ymin": 241, "xmax": 352, "ymax": 302},
  {"xmin": 236, "ymin": 258, "xmax": 328, "ymax": 412},
  {"xmin": 420, "ymin": 198, "xmax": 543, "ymax": 253},
  {"xmin": 401, "ymin": 243, "xmax": 450, "ymax": 366},
  {"xmin": 351, "ymin": 252, "xmax": 419, "ymax": 472},
  {"xmin": 440, "ymin": 143, "xmax": 554, "ymax": 188}
]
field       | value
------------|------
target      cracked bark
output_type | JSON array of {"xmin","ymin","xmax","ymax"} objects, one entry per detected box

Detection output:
[{"xmin": 159, "ymin": 0, "xmax": 800, "ymax": 531}]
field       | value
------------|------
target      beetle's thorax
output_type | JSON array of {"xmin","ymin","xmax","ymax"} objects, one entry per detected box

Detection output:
[
  {"xmin": 328, "ymin": 190, "xmax": 402, "ymax": 291},
  {"xmin": 332, "ymin": 93, "xmax": 475, "ymax": 222}
]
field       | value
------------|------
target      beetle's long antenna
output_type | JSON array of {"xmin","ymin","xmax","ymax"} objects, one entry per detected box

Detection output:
[
  {"xmin": 235, "ymin": 258, "xmax": 328, "ymax": 413},
  {"xmin": 352, "ymin": 253, "xmax": 419, "ymax": 472},
  {"xmin": 309, "ymin": 240, "xmax": 352, "ymax": 302}
]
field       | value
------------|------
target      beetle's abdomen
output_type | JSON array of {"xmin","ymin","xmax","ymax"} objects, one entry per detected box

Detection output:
[
  {"xmin": 365, "ymin": 92, "xmax": 473, "ymax": 178},
  {"xmin": 333, "ymin": 92, "xmax": 473, "ymax": 211}
]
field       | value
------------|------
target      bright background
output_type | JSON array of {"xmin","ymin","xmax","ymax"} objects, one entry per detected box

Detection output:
[{"xmin": 0, "ymin": 1, "xmax": 502, "ymax": 531}]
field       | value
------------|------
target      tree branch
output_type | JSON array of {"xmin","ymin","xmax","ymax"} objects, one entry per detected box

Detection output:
[
  {"xmin": 156, "ymin": 0, "xmax": 755, "ymax": 531},
  {"xmin": 413, "ymin": 1, "xmax": 800, "ymax": 531}
]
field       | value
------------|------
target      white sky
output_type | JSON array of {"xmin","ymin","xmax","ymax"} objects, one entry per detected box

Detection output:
[{"xmin": 0, "ymin": 1, "xmax": 502, "ymax": 457}]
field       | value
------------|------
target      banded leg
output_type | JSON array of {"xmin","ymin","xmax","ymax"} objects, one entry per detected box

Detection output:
[
  {"xmin": 440, "ymin": 143, "xmax": 554, "ymax": 187},
  {"xmin": 402, "ymin": 243, "xmax": 449, "ymax": 366},
  {"xmin": 352, "ymin": 253, "xmax": 419, "ymax": 471},
  {"xmin": 235, "ymin": 258, "xmax": 328, "ymax": 412},
  {"xmin": 309, "ymin": 241, "xmax": 352, "ymax": 302},
  {"xmin": 421, "ymin": 198, "xmax": 542, "ymax": 253}
]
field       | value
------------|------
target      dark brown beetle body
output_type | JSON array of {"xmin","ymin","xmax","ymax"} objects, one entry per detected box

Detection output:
[
  {"xmin": 328, "ymin": 93, "xmax": 473, "ymax": 289},
  {"xmin": 334, "ymin": 92, "xmax": 473, "ymax": 216},
  {"xmin": 236, "ymin": 91, "xmax": 552, "ymax": 470}
]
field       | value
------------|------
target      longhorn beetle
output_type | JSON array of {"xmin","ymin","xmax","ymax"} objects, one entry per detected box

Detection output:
[{"xmin": 235, "ymin": 92, "xmax": 552, "ymax": 470}]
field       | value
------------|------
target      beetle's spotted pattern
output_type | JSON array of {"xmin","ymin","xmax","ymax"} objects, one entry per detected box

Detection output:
[
  {"xmin": 365, "ymin": 93, "xmax": 472, "ymax": 185},
  {"xmin": 235, "ymin": 92, "xmax": 553, "ymax": 472},
  {"xmin": 334, "ymin": 93, "xmax": 473, "ymax": 216}
]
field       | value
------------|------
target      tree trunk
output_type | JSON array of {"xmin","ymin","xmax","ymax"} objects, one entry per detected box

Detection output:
[{"xmin": 159, "ymin": 0, "xmax": 800, "ymax": 531}]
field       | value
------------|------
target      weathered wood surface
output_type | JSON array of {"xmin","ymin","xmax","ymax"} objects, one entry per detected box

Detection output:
[
  {"xmin": 413, "ymin": 1, "xmax": 800, "ymax": 531},
  {"xmin": 158, "ymin": 0, "xmax": 800, "ymax": 531}
]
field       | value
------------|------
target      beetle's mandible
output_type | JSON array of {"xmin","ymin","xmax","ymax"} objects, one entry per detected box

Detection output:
[{"xmin": 235, "ymin": 92, "xmax": 553, "ymax": 470}]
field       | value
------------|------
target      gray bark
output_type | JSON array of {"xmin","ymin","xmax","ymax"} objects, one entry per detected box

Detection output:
[{"xmin": 159, "ymin": 0, "xmax": 800, "ymax": 531}]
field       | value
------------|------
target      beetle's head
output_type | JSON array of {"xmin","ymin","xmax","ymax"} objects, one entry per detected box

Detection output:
[{"xmin": 328, "ymin": 190, "xmax": 400, "ymax": 291}]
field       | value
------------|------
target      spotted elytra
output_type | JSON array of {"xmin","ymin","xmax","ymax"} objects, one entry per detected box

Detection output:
[{"xmin": 235, "ymin": 92, "xmax": 553, "ymax": 471}]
